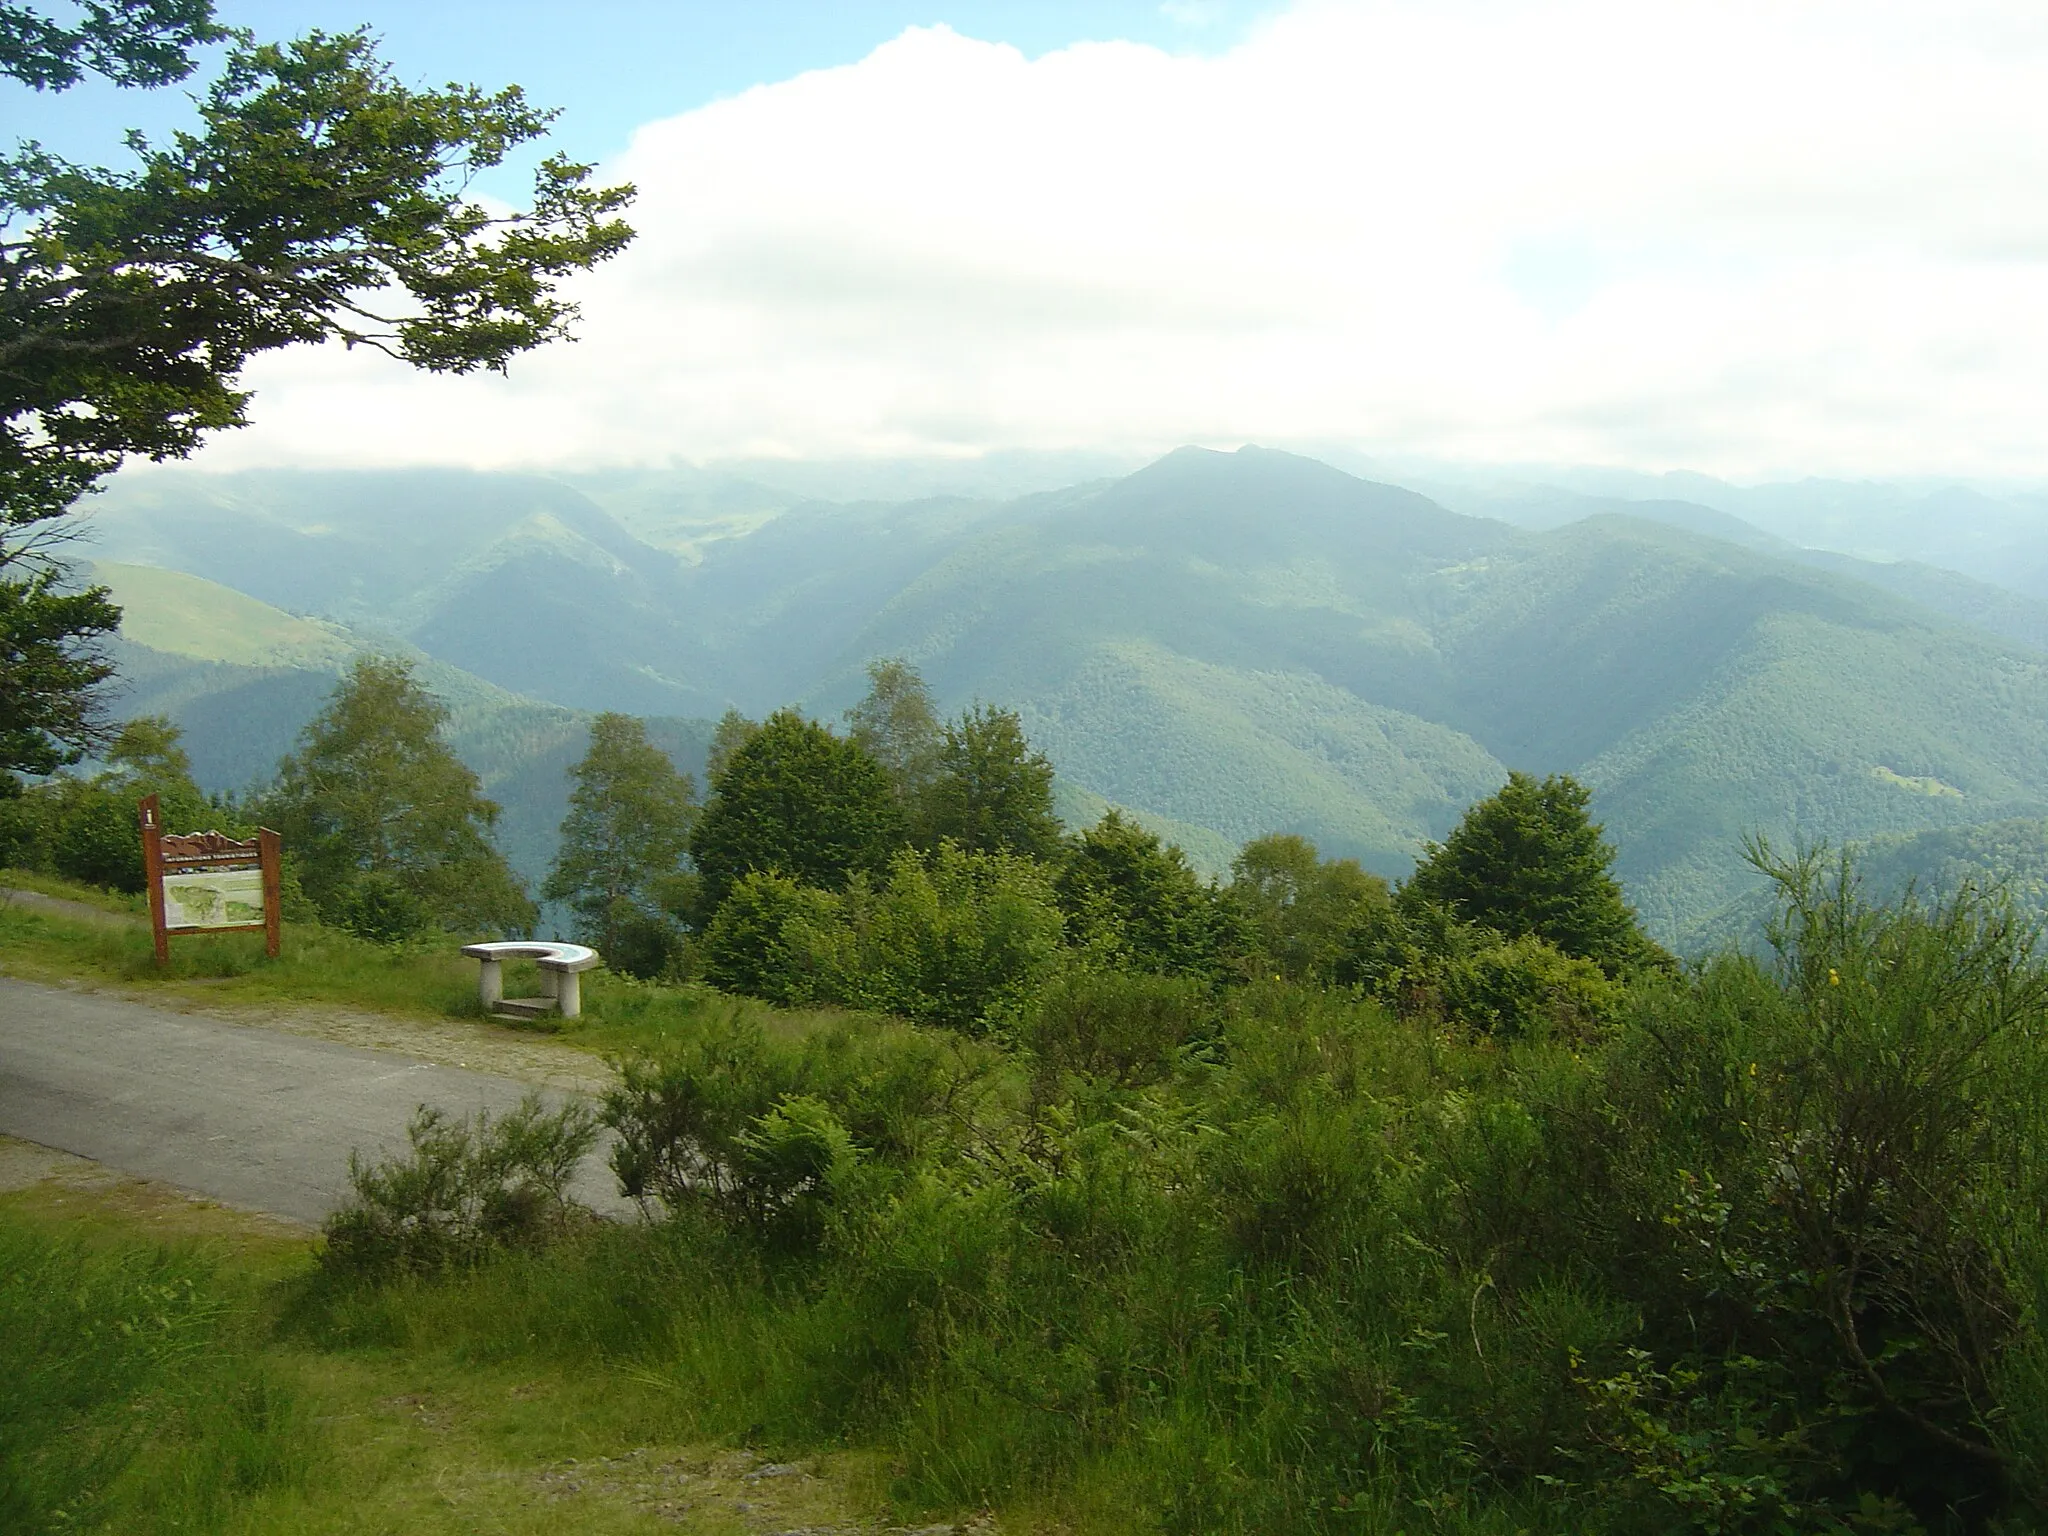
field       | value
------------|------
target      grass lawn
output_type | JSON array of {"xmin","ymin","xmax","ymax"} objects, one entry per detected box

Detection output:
[
  {"xmin": 0, "ymin": 870, "xmax": 875, "ymax": 1067},
  {"xmin": 0, "ymin": 880, "xmax": 1031, "ymax": 1534},
  {"xmin": 0, "ymin": 1165, "xmax": 936, "ymax": 1534}
]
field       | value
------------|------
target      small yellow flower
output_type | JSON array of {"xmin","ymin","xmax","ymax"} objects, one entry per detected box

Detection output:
[
  {"xmin": 1828, "ymin": 968, "xmax": 1841, "ymax": 986},
  {"xmin": 1748, "ymin": 1062, "xmax": 1758, "ymax": 1076}
]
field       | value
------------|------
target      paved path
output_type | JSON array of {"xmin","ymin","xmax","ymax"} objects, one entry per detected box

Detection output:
[{"xmin": 0, "ymin": 977, "xmax": 628, "ymax": 1225}]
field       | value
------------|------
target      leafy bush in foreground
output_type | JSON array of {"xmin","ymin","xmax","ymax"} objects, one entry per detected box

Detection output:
[
  {"xmin": 563, "ymin": 852, "xmax": 2048, "ymax": 1532},
  {"xmin": 321, "ymin": 1095, "xmax": 599, "ymax": 1276}
]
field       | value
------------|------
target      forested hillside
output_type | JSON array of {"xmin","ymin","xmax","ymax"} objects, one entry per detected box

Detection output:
[
  {"xmin": 89, "ymin": 563, "xmax": 715, "ymax": 894},
  {"xmin": 77, "ymin": 447, "xmax": 2048, "ymax": 945}
]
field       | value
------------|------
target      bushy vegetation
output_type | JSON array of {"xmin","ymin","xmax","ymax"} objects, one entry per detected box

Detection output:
[
  {"xmin": 287, "ymin": 845, "xmax": 2048, "ymax": 1532},
  {"xmin": 321, "ymin": 1095, "xmax": 599, "ymax": 1276},
  {"xmin": 701, "ymin": 843, "xmax": 1065, "ymax": 1028},
  {"xmin": 0, "ymin": 715, "xmax": 212, "ymax": 892},
  {"xmin": 16, "ymin": 649, "xmax": 2048, "ymax": 1530},
  {"xmin": 672, "ymin": 677, "xmax": 1656, "ymax": 1055}
]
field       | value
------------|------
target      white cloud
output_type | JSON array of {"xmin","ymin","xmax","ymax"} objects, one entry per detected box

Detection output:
[{"xmin": 195, "ymin": 1, "xmax": 2048, "ymax": 479}]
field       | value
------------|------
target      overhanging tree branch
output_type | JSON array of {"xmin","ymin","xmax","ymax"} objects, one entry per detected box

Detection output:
[{"xmin": 0, "ymin": 3, "xmax": 635, "ymax": 777}]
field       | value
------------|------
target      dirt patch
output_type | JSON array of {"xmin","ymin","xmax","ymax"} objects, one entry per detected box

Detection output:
[
  {"xmin": 0, "ymin": 1135, "xmax": 111, "ymax": 1193},
  {"xmin": 528, "ymin": 1445, "xmax": 997, "ymax": 1534}
]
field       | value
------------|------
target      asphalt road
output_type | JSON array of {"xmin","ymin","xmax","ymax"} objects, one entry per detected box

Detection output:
[{"xmin": 0, "ymin": 976, "xmax": 628, "ymax": 1225}]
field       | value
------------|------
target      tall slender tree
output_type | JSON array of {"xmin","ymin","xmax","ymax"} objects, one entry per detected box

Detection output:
[
  {"xmin": 703, "ymin": 708, "xmax": 761, "ymax": 790},
  {"xmin": 844, "ymin": 657, "xmax": 943, "ymax": 822},
  {"xmin": 264, "ymin": 656, "xmax": 534, "ymax": 938},
  {"xmin": 926, "ymin": 704, "xmax": 1063, "ymax": 860},
  {"xmin": 543, "ymin": 713, "xmax": 697, "ymax": 964}
]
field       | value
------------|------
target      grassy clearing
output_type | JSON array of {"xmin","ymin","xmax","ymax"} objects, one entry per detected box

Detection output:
[
  {"xmin": 0, "ymin": 1176, "xmax": 959, "ymax": 1535},
  {"xmin": 0, "ymin": 868, "xmax": 146, "ymax": 914},
  {"xmin": 0, "ymin": 870, "xmax": 887, "ymax": 1067}
]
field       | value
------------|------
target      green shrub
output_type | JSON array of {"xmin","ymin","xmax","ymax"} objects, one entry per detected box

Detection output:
[
  {"xmin": 703, "ymin": 848, "xmax": 1065, "ymax": 1032},
  {"xmin": 699, "ymin": 870, "xmax": 842, "ymax": 1003},
  {"xmin": 1023, "ymin": 967, "xmax": 1213, "ymax": 1090},
  {"xmin": 51, "ymin": 789, "xmax": 144, "ymax": 890},
  {"xmin": 1590, "ymin": 846, "xmax": 2048, "ymax": 1523},
  {"xmin": 278, "ymin": 838, "xmax": 2048, "ymax": 1532},
  {"xmin": 321, "ymin": 1094, "xmax": 600, "ymax": 1277},
  {"xmin": 825, "ymin": 843, "xmax": 1066, "ymax": 1030},
  {"xmin": 1435, "ymin": 932, "xmax": 1622, "ymax": 1040},
  {"xmin": 735, "ymin": 1095, "xmax": 861, "ymax": 1250},
  {"xmin": 602, "ymin": 1010, "xmax": 1003, "ymax": 1247},
  {"xmin": 334, "ymin": 869, "xmax": 428, "ymax": 944},
  {"xmin": 0, "ymin": 784, "xmax": 53, "ymax": 869},
  {"xmin": 597, "ymin": 896, "xmax": 684, "ymax": 979}
]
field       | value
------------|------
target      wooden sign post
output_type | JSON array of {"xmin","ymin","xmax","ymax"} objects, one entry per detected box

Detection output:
[{"xmin": 138, "ymin": 793, "xmax": 283, "ymax": 963}]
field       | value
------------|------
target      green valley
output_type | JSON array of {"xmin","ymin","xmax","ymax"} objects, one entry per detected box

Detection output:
[{"xmin": 74, "ymin": 446, "xmax": 2048, "ymax": 946}]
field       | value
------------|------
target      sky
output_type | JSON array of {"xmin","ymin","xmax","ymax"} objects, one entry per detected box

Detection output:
[{"xmin": 10, "ymin": 0, "xmax": 2048, "ymax": 480}]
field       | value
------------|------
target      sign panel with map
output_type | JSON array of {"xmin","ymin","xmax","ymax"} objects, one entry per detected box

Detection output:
[
  {"xmin": 138, "ymin": 794, "xmax": 283, "ymax": 963},
  {"xmin": 163, "ymin": 867, "xmax": 269, "ymax": 930}
]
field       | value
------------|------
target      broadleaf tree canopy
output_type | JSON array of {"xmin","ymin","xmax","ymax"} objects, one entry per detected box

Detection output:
[
  {"xmin": 262, "ymin": 655, "xmax": 535, "ymax": 938},
  {"xmin": 691, "ymin": 709, "xmax": 904, "ymax": 917},
  {"xmin": 0, "ymin": 1, "xmax": 634, "ymax": 776}
]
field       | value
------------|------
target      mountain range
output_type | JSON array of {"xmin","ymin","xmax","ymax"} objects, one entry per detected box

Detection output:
[{"xmin": 74, "ymin": 446, "xmax": 2048, "ymax": 947}]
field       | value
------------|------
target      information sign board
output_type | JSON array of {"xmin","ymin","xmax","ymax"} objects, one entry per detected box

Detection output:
[
  {"xmin": 138, "ymin": 794, "xmax": 282, "ymax": 963},
  {"xmin": 163, "ymin": 867, "xmax": 269, "ymax": 930}
]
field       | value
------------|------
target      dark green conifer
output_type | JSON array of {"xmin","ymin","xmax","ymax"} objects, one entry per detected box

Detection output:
[{"xmin": 1404, "ymin": 771, "xmax": 1661, "ymax": 974}]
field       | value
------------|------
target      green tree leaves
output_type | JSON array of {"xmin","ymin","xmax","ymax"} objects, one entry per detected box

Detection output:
[
  {"xmin": 3, "ymin": 26, "xmax": 634, "ymax": 535},
  {"xmin": 1057, "ymin": 810, "xmax": 1235, "ymax": 979},
  {"xmin": 1, "ymin": 3, "xmax": 632, "ymax": 775},
  {"xmin": 1406, "ymin": 771, "xmax": 1663, "ymax": 975},
  {"xmin": 0, "ymin": 0, "xmax": 222, "ymax": 91},
  {"xmin": 1228, "ymin": 832, "xmax": 1392, "ymax": 987},
  {"xmin": 542, "ymin": 712, "xmax": 696, "ymax": 972},
  {"xmin": 841, "ymin": 664, "xmax": 1061, "ymax": 860},
  {"xmin": 262, "ymin": 655, "xmax": 533, "ymax": 938},
  {"xmin": 0, "ymin": 569, "xmax": 120, "ymax": 777},
  {"xmin": 925, "ymin": 703, "xmax": 1063, "ymax": 860},
  {"xmin": 844, "ymin": 657, "xmax": 942, "ymax": 819},
  {"xmin": 691, "ymin": 709, "xmax": 904, "ymax": 913}
]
